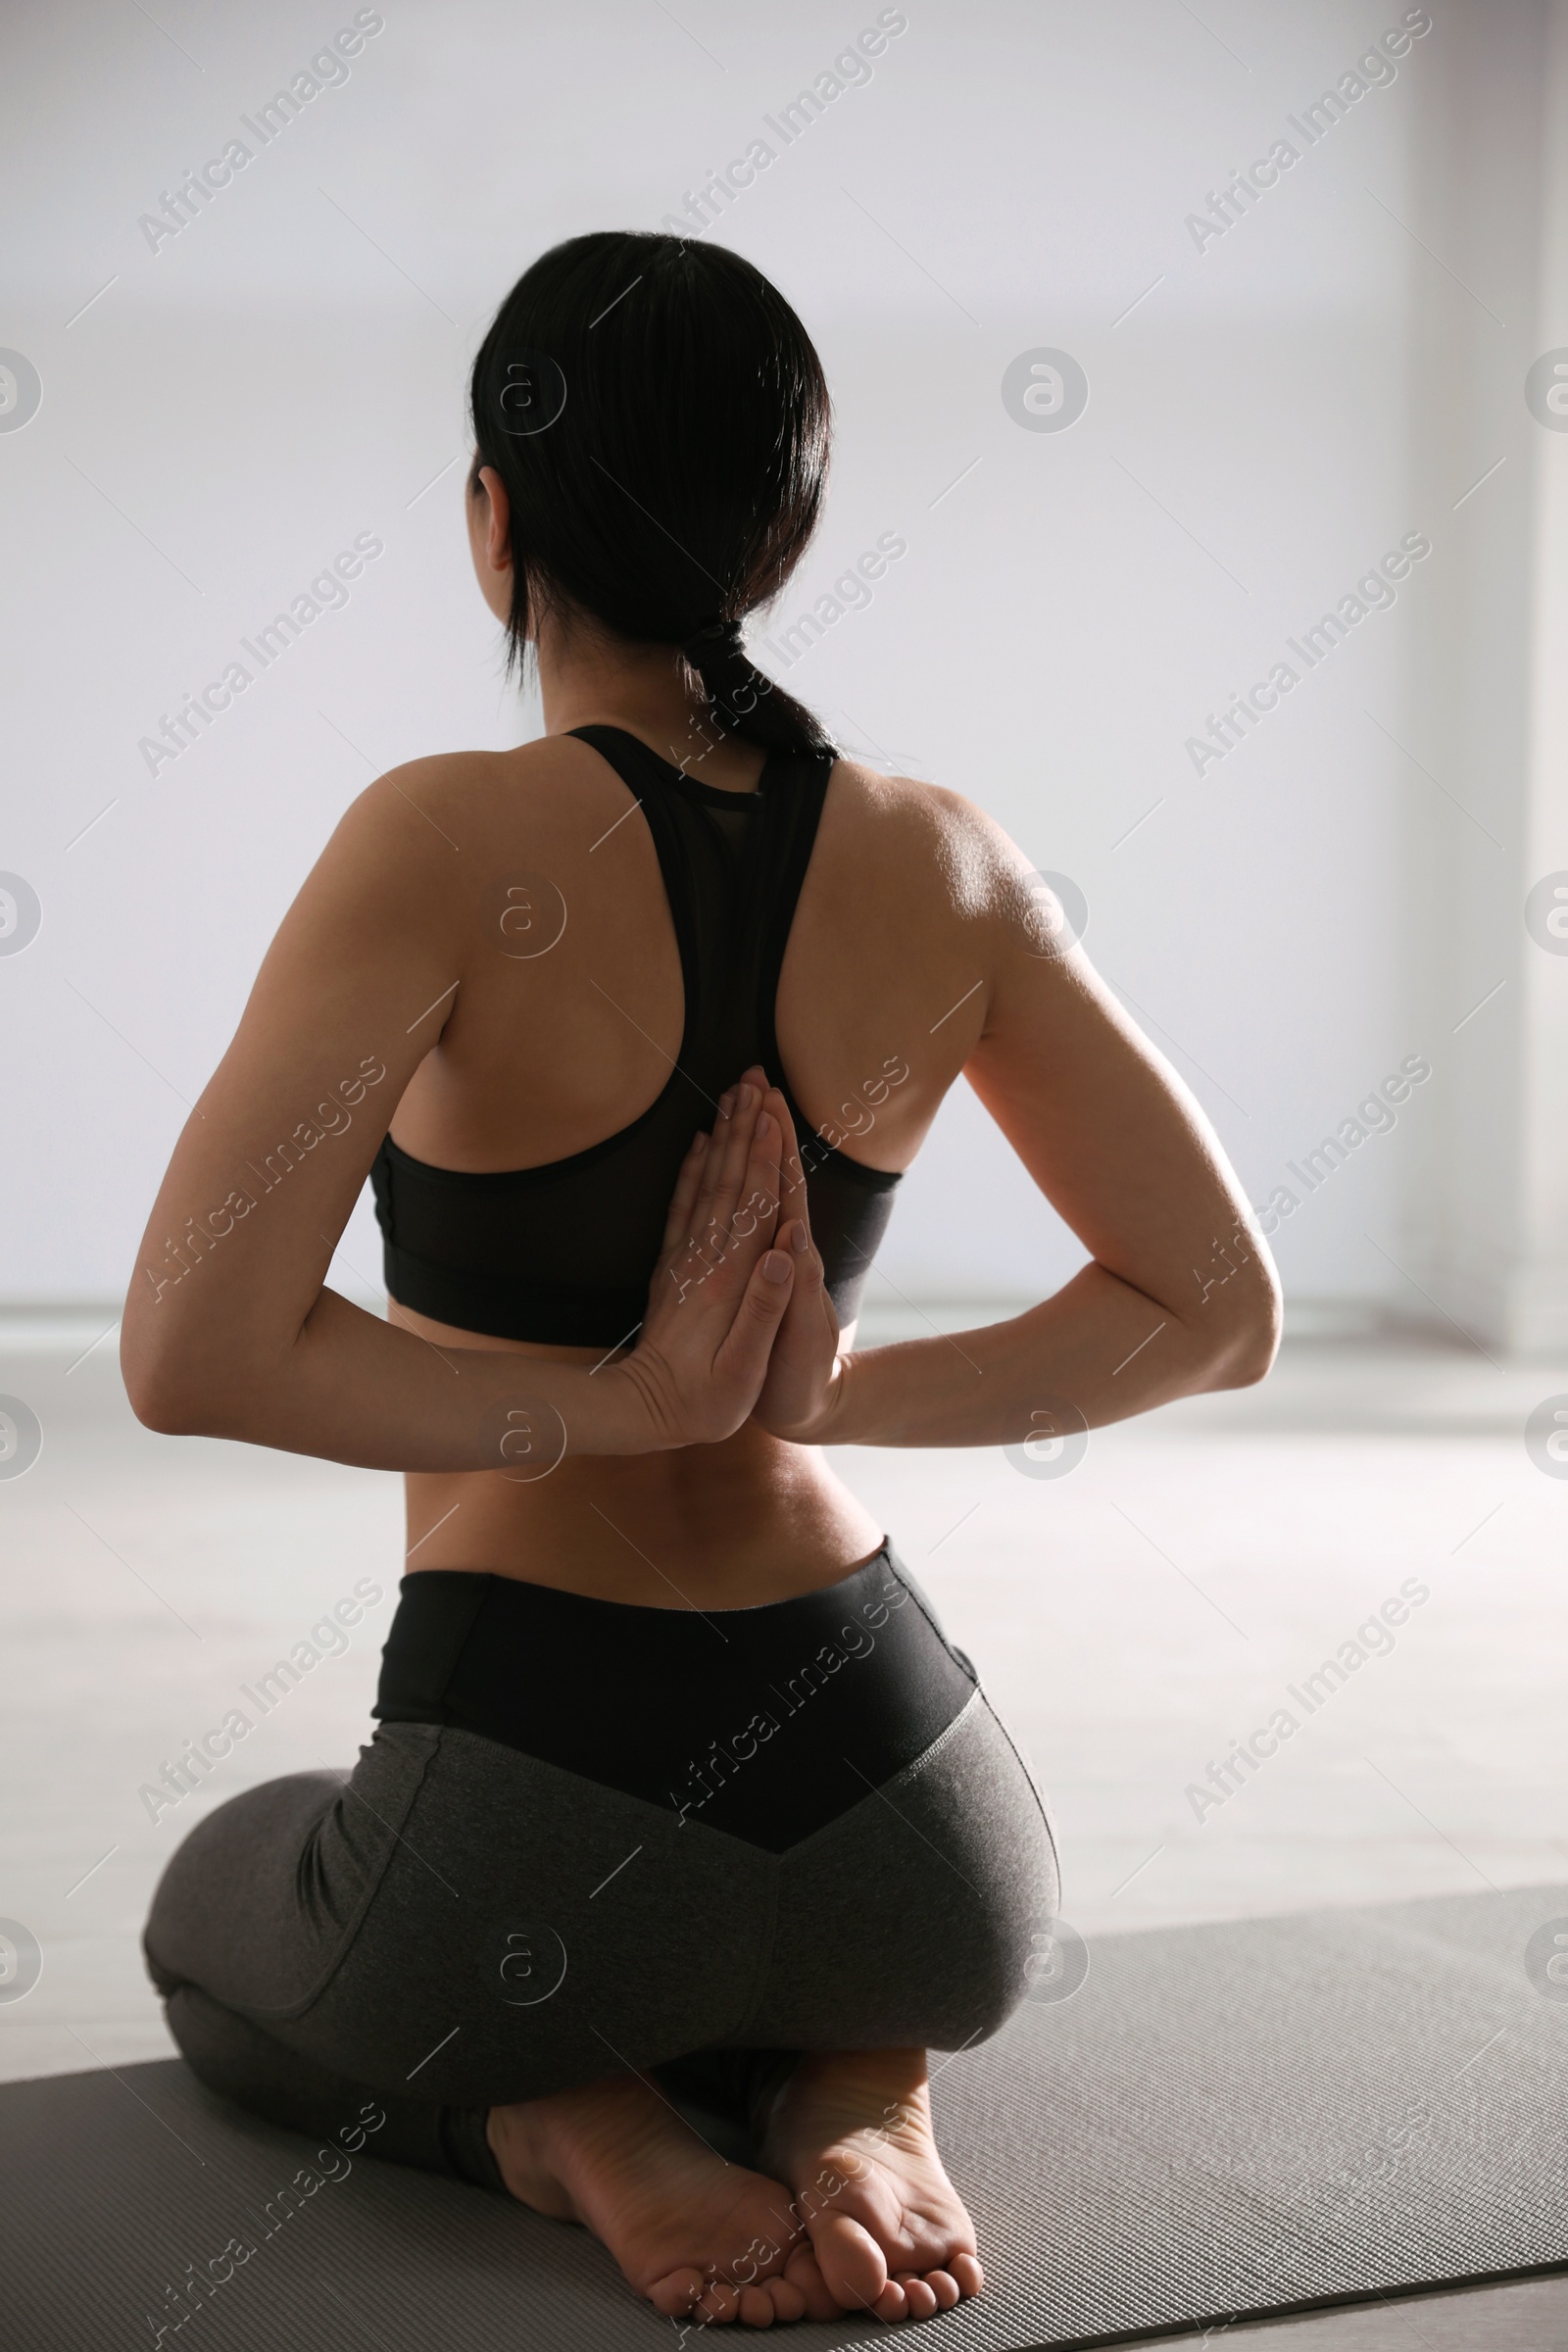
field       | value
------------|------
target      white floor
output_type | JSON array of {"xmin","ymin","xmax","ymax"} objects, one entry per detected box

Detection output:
[{"xmin": 2, "ymin": 1313, "xmax": 1565, "ymax": 2087}]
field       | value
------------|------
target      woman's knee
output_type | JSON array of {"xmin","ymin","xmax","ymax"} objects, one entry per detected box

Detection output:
[{"xmin": 143, "ymin": 1768, "xmax": 349, "ymax": 1997}]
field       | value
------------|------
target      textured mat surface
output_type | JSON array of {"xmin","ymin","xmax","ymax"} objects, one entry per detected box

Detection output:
[
  {"xmin": 2, "ymin": 1883, "xmax": 1565, "ymax": 2351},
  {"xmin": 1120, "ymin": 2271, "xmax": 1568, "ymax": 2347}
]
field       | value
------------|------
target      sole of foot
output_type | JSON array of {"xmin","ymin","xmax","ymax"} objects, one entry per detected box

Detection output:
[
  {"xmin": 759, "ymin": 2049, "xmax": 983, "ymax": 2324},
  {"xmin": 487, "ymin": 2071, "xmax": 814, "ymax": 2326}
]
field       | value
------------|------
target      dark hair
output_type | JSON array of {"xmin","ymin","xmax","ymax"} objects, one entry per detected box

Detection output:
[{"xmin": 468, "ymin": 231, "xmax": 835, "ymax": 757}]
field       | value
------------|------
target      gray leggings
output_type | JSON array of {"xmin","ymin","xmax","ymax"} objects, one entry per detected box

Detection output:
[{"xmin": 144, "ymin": 1551, "xmax": 1058, "ymax": 2192}]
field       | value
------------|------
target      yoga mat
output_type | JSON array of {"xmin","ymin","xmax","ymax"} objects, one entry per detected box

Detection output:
[{"xmin": 2, "ymin": 1882, "xmax": 1565, "ymax": 2350}]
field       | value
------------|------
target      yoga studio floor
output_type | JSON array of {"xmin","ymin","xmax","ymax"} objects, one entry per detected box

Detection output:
[{"xmin": 3, "ymin": 1312, "xmax": 1565, "ymax": 2347}]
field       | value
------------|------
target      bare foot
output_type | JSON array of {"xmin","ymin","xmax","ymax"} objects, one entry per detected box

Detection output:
[
  {"xmin": 758, "ymin": 2050, "xmax": 983, "ymax": 2324},
  {"xmin": 487, "ymin": 2072, "xmax": 809, "ymax": 2327}
]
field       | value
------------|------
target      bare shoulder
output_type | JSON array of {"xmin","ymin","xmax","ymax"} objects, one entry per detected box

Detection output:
[
  {"xmin": 334, "ymin": 734, "xmax": 620, "ymax": 861},
  {"xmin": 821, "ymin": 756, "xmax": 1041, "ymax": 940},
  {"xmin": 307, "ymin": 737, "xmax": 645, "ymax": 942}
]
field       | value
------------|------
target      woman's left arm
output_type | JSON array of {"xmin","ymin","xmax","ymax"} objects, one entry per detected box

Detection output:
[{"xmin": 121, "ymin": 767, "xmax": 796, "ymax": 1469}]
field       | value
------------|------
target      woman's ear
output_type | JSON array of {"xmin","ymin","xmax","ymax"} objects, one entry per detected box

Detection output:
[
  {"xmin": 466, "ymin": 461, "xmax": 515, "ymax": 627},
  {"xmin": 475, "ymin": 465, "xmax": 513, "ymax": 577}
]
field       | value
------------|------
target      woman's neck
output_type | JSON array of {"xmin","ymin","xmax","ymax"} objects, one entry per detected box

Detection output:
[{"xmin": 535, "ymin": 608, "xmax": 764, "ymax": 792}]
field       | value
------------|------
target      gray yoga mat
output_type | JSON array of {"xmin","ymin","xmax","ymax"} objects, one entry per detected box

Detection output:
[{"xmin": 3, "ymin": 1883, "xmax": 1565, "ymax": 2351}]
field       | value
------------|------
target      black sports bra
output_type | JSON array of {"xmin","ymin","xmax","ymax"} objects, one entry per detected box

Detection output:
[{"xmin": 369, "ymin": 724, "xmax": 902, "ymax": 1348}]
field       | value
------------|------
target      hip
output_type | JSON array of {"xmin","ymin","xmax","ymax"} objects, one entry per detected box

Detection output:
[
  {"xmin": 145, "ymin": 1541, "xmax": 1060, "ymax": 2098},
  {"xmin": 375, "ymin": 1536, "xmax": 981, "ymax": 1851}
]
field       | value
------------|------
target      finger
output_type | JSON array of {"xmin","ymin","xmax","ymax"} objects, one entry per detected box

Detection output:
[
  {"xmin": 776, "ymin": 1218, "xmax": 822, "ymax": 1287},
  {"xmin": 689, "ymin": 1088, "xmax": 738, "ymax": 1230},
  {"xmin": 699, "ymin": 1082, "xmax": 755, "ymax": 1222},
  {"xmin": 734, "ymin": 1102, "xmax": 785, "ymax": 1253},
  {"xmin": 709, "ymin": 1068, "xmax": 773, "ymax": 1224},
  {"xmin": 767, "ymin": 1086, "xmax": 812, "ymax": 1234},
  {"xmin": 680, "ymin": 1088, "xmax": 746, "ymax": 1277},
  {"xmin": 770, "ymin": 1220, "xmax": 834, "ymax": 1373},
  {"xmin": 659, "ymin": 1129, "xmax": 710, "ymax": 1256},
  {"xmin": 711, "ymin": 1242, "xmax": 795, "ymax": 1390},
  {"xmin": 704, "ymin": 1080, "xmax": 767, "ymax": 1244},
  {"xmin": 704, "ymin": 1108, "xmax": 784, "ymax": 1275}
]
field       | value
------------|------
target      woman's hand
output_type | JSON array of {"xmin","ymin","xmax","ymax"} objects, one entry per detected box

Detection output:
[
  {"xmin": 610, "ymin": 1071, "xmax": 799, "ymax": 1450},
  {"xmin": 748, "ymin": 1106, "xmax": 845, "ymax": 1445}
]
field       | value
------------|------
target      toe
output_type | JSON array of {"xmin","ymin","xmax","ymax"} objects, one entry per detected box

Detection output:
[
  {"xmin": 872, "ymin": 2278, "xmax": 908, "ymax": 2322},
  {"xmin": 812, "ymin": 2210, "xmax": 889, "ymax": 2312},
  {"xmin": 948, "ymin": 2251, "xmax": 983, "ymax": 2297},
  {"xmin": 738, "ymin": 2283, "xmax": 775, "ymax": 2326},
  {"xmin": 922, "ymin": 2269, "xmax": 960, "ymax": 2311},
  {"xmin": 647, "ymin": 2265, "xmax": 708, "ymax": 2320},
  {"xmin": 895, "ymin": 2272, "xmax": 938, "ymax": 2319},
  {"xmin": 764, "ymin": 2277, "xmax": 807, "ymax": 2323},
  {"xmin": 783, "ymin": 2245, "xmax": 841, "ymax": 2322},
  {"xmin": 698, "ymin": 2278, "xmax": 741, "ymax": 2325}
]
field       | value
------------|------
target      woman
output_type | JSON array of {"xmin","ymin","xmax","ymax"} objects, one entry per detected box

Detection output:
[{"xmin": 124, "ymin": 230, "xmax": 1280, "ymax": 2329}]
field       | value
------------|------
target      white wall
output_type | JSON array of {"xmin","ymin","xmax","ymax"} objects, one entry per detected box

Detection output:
[
  {"xmin": 1397, "ymin": 1, "xmax": 1568, "ymax": 1351},
  {"xmin": 0, "ymin": 0, "xmax": 1558, "ymax": 1332}
]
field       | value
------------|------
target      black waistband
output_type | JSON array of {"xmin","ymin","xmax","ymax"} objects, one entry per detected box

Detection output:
[{"xmin": 372, "ymin": 1543, "xmax": 977, "ymax": 1854}]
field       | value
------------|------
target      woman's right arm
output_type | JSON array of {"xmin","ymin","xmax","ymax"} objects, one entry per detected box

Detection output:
[
  {"xmin": 754, "ymin": 795, "xmax": 1283, "ymax": 1449},
  {"xmin": 121, "ymin": 765, "xmax": 797, "ymax": 1472}
]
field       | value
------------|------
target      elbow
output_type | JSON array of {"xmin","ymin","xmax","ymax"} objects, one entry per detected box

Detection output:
[
  {"xmin": 128, "ymin": 1387, "xmax": 208, "ymax": 1438},
  {"xmin": 1212, "ymin": 1323, "xmax": 1281, "ymax": 1391},
  {"xmin": 122, "ymin": 1356, "xmax": 209, "ymax": 1437},
  {"xmin": 121, "ymin": 1320, "xmax": 229, "ymax": 1438},
  {"xmin": 1205, "ymin": 1264, "xmax": 1284, "ymax": 1391}
]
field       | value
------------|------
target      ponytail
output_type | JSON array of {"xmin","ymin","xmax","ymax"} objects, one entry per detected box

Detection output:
[{"xmin": 679, "ymin": 621, "xmax": 835, "ymax": 758}]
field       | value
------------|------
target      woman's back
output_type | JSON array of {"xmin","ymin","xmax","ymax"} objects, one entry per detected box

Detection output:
[
  {"xmin": 382, "ymin": 732, "xmax": 988, "ymax": 1174},
  {"xmin": 379, "ymin": 730, "xmax": 893, "ymax": 1344},
  {"xmin": 373, "ymin": 714, "xmax": 1001, "ymax": 1600}
]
